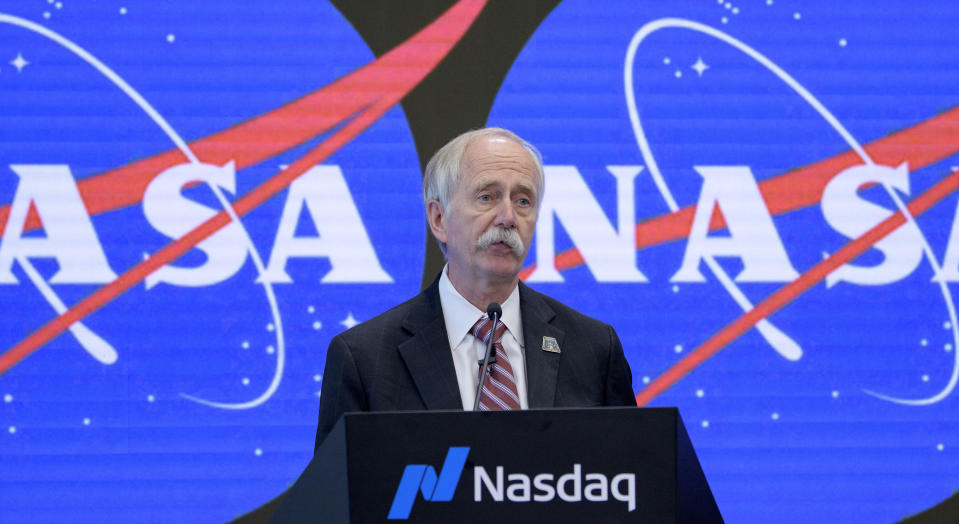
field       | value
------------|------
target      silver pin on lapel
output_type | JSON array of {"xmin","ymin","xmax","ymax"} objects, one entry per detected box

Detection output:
[{"xmin": 541, "ymin": 336, "xmax": 561, "ymax": 353}]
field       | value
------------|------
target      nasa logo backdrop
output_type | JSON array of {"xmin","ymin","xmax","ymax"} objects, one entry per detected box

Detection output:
[{"xmin": 2, "ymin": 1, "xmax": 958, "ymax": 522}]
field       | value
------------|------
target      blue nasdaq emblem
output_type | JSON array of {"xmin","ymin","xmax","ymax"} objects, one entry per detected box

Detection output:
[{"xmin": 388, "ymin": 446, "xmax": 470, "ymax": 520}]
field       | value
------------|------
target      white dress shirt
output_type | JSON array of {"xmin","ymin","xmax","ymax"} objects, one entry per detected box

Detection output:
[{"xmin": 438, "ymin": 266, "xmax": 528, "ymax": 410}]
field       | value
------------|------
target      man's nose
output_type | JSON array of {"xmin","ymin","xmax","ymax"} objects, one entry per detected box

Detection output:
[{"xmin": 494, "ymin": 198, "xmax": 517, "ymax": 228}]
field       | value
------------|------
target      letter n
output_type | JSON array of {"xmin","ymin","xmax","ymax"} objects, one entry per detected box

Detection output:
[{"xmin": 528, "ymin": 165, "xmax": 647, "ymax": 282}]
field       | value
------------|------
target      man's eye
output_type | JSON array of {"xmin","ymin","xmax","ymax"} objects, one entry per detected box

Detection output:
[
  {"xmin": 518, "ymin": 198, "xmax": 531, "ymax": 206},
  {"xmin": 479, "ymin": 194, "xmax": 492, "ymax": 201}
]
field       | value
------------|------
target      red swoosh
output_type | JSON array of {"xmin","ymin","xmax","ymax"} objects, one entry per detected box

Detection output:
[
  {"xmin": 635, "ymin": 166, "xmax": 959, "ymax": 406},
  {"xmin": 0, "ymin": 0, "xmax": 487, "ymax": 374},
  {"xmin": 512, "ymin": 104, "xmax": 959, "ymax": 403},
  {"xmin": 0, "ymin": 1, "xmax": 485, "ymax": 233},
  {"xmin": 519, "ymin": 105, "xmax": 959, "ymax": 279},
  {"xmin": 617, "ymin": 107, "xmax": 959, "ymax": 405}
]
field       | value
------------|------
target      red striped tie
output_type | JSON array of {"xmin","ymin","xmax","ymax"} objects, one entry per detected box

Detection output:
[{"xmin": 471, "ymin": 316, "xmax": 521, "ymax": 411}]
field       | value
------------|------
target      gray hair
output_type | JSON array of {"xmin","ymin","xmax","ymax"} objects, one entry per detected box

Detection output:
[
  {"xmin": 423, "ymin": 128, "xmax": 545, "ymax": 255},
  {"xmin": 423, "ymin": 127, "xmax": 544, "ymax": 209}
]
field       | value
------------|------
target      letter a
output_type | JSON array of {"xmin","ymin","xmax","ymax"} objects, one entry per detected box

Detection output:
[
  {"xmin": 673, "ymin": 166, "xmax": 799, "ymax": 282},
  {"xmin": 0, "ymin": 165, "xmax": 116, "ymax": 284},
  {"xmin": 262, "ymin": 166, "xmax": 392, "ymax": 283}
]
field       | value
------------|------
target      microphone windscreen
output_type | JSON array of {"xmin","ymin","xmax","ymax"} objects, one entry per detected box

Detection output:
[{"xmin": 486, "ymin": 302, "xmax": 502, "ymax": 319}]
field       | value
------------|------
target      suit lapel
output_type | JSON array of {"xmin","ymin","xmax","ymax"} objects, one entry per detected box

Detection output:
[
  {"xmin": 397, "ymin": 281, "xmax": 462, "ymax": 410},
  {"xmin": 520, "ymin": 282, "xmax": 563, "ymax": 408}
]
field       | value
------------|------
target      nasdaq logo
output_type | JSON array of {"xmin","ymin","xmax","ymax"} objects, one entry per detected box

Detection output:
[
  {"xmin": 387, "ymin": 446, "xmax": 638, "ymax": 519},
  {"xmin": 387, "ymin": 447, "xmax": 470, "ymax": 520}
]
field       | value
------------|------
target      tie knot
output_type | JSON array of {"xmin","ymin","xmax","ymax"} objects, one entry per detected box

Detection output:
[{"xmin": 470, "ymin": 315, "xmax": 507, "ymax": 346}]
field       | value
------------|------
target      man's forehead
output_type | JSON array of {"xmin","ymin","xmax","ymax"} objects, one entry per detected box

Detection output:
[
  {"xmin": 460, "ymin": 136, "xmax": 537, "ymax": 179},
  {"xmin": 468, "ymin": 174, "xmax": 537, "ymax": 193}
]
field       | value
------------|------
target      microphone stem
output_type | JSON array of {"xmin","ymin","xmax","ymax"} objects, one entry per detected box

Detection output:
[{"xmin": 473, "ymin": 312, "xmax": 499, "ymax": 411}]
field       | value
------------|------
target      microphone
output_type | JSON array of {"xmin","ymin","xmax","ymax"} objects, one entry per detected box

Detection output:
[{"xmin": 473, "ymin": 302, "xmax": 502, "ymax": 411}]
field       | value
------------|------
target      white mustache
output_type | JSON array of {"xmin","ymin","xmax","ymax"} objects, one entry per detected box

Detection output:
[{"xmin": 477, "ymin": 226, "xmax": 524, "ymax": 256}]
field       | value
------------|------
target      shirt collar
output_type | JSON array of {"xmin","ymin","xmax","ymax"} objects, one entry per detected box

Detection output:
[{"xmin": 438, "ymin": 265, "xmax": 524, "ymax": 349}]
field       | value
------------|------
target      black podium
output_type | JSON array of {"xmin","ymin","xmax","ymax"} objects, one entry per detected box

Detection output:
[{"xmin": 271, "ymin": 407, "xmax": 721, "ymax": 523}]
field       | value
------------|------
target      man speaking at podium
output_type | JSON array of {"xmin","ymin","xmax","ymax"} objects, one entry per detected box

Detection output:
[{"xmin": 315, "ymin": 128, "xmax": 636, "ymax": 447}]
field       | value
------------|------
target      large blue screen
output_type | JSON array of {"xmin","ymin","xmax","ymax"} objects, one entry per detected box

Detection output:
[{"xmin": 2, "ymin": 1, "xmax": 958, "ymax": 522}]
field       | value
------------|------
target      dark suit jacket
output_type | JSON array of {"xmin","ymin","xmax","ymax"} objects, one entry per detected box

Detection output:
[{"xmin": 314, "ymin": 279, "xmax": 636, "ymax": 448}]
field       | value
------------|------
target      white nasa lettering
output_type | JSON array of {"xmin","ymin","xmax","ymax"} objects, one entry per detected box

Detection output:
[
  {"xmin": 6, "ymin": 161, "xmax": 950, "ymax": 289},
  {"xmin": 260, "ymin": 165, "xmax": 392, "ymax": 283},
  {"xmin": 821, "ymin": 163, "xmax": 923, "ymax": 287},
  {"xmin": 473, "ymin": 465, "xmax": 636, "ymax": 512},
  {"xmin": 142, "ymin": 161, "xmax": 248, "ymax": 289},
  {"xmin": 935, "ymin": 192, "xmax": 959, "ymax": 282},
  {"xmin": 1, "ymin": 163, "xmax": 391, "ymax": 286},
  {"xmin": 672, "ymin": 166, "xmax": 800, "ymax": 283},
  {"xmin": 0, "ymin": 164, "xmax": 117, "ymax": 284},
  {"xmin": 528, "ymin": 165, "xmax": 648, "ymax": 283}
]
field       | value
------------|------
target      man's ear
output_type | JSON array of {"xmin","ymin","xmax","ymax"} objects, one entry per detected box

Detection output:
[{"xmin": 426, "ymin": 200, "xmax": 447, "ymax": 244}]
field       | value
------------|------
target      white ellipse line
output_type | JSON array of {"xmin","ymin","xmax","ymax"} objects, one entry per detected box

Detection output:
[
  {"xmin": 16, "ymin": 256, "xmax": 118, "ymax": 365},
  {"xmin": 2, "ymin": 12, "xmax": 288, "ymax": 409},
  {"xmin": 625, "ymin": 18, "xmax": 958, "ymax": 404},
  {"xmin": 861, "ymin": 188, "xmax": 958, "ymax": 406},
  {"xmin": 179, "ymin": 181, "xmax": 285, "ymax": 410},
  {"xmin": 624, "ymin": 18, "xmax": 806, "ymax": 361},
  {"xmin": 0, "ymin": 13, "xmax": 197, "ymax": 164}
]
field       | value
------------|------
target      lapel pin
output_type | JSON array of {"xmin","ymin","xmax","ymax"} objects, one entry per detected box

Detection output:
[{"xmin": 541, "ymin": 336, "xmax": 561, "ymax": 354}]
